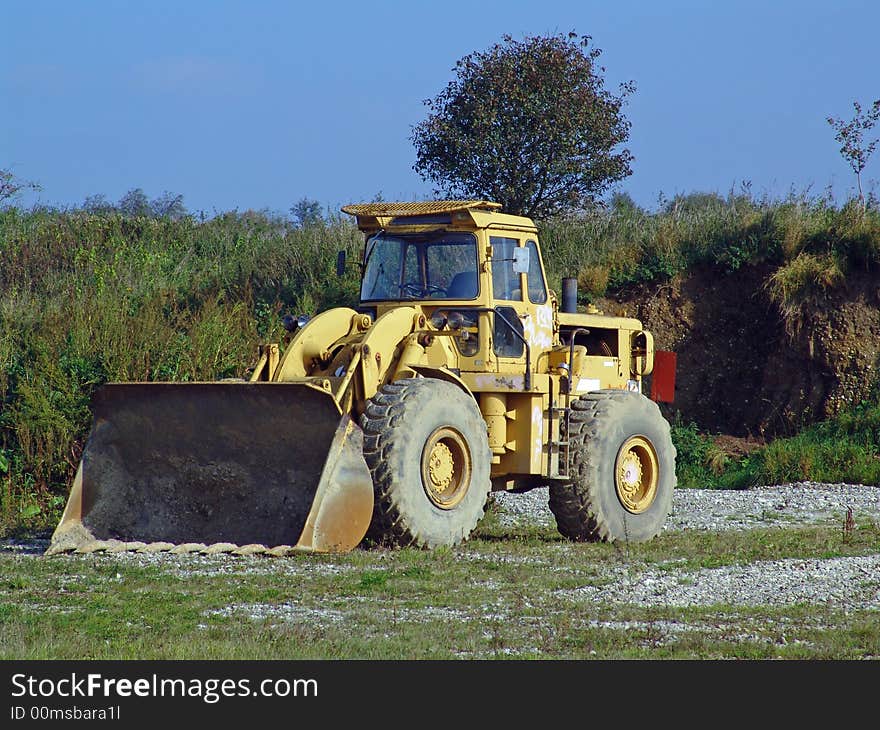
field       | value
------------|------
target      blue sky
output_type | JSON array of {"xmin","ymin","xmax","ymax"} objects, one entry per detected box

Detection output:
[{"xmin": 3, "ymin": 0, "xmax": 878, "ymax": 216}]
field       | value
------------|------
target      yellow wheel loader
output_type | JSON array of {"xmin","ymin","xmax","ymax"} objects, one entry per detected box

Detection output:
[{"xmin": 48, "ymin": 200, "xmax": 677, "ymax": 556}]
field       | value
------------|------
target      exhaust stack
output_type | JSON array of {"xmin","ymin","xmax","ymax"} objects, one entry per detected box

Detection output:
[{"xmin": 561, "ymin": 277, "xmax": 578, "ymax": 313}]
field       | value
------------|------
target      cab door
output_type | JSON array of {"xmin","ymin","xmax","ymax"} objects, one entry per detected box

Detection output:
[
  {"xmin": 489, "ymin": 235, "xmax": 552, "ymax": 367},
  {"xmin": 488, "ymin": 235, "xmax": 553, "ymax": 477}
]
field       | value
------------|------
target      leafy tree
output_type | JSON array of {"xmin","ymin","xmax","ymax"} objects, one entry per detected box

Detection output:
[
  {"xmin": 113, "ymin": 188, "xmax": 187, "ymax": 219},
  {"xmin": 827, "ymin": 99, "xmax": 880, "ymax": 207},
  {"xmin": 290, "ymin": 197, "xmax": 324, "ymax": 227},
  {"xmin": 150, "ymin": 191, "xmax": 187, "ymax": 220},
  {"xmin": 117, "ymin": 188, "xmax": 152, "ymax": 217},
  {"xmin": 411, "ymin": 32, "xmax": 634, "ymax": 220},
  {"xmin": 610, "ymin": 191, "xmax": 642, "ymax": 216},
  {"xmin": 82, "ymin": 194, "xmax": 115, "ymax": 214},
  {"xmin": 0, "ymin": 168, "xmax": 41, "ymax": 204}
]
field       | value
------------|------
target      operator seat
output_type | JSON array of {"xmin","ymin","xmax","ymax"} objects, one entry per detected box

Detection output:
[{"xmin": 446, "ymin": 271, "xmax": 478, "ymax": 299}]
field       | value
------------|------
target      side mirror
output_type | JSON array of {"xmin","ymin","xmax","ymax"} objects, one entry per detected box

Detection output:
[
  {"xmin": 282, "ymin": 313, "xmax": 312, "ymax": 333},
  {"xmin": 512, "ymin": 247, "xmax": 530, "ymax": 274},
  {"xmin": 336, "ymin": 250, "xmax": 346, "ymax": 276}
]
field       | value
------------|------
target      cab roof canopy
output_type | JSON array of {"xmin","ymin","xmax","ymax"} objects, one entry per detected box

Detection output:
[
  {"xmin": 340, "ymin": 200, "xmax": 501, "ymax": 217},
  {"xmin": 340, "ymin": 200, "xmax": 535, "ymax": 233}
]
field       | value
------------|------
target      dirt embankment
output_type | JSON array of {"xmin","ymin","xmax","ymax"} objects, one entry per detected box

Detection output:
[{"xmin": 597, "ymin": 265, "xmax": 880, "ymax": 438}]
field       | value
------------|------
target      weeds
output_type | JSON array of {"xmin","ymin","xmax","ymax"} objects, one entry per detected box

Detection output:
[
  {"xmin": 2, "ymin": 191, "xmax": 880, "ymax": 530},
  {"xmin": 670, "ymin": 400, "xmax": 880, "ymax": 489},
  {"xmin": 0, "ymin": 207, "xmax": 362, "ymax": 528},
  {"xmin": 766, "ymin": 251, "xmax": 845, "ymax": 335},
  {"xmin": 843, "ymin": 508, "xmax": 855, "ymax": 543},
  {"xmin": 539, "ymin": 190, "xmax": 880, "ymax": 316}
]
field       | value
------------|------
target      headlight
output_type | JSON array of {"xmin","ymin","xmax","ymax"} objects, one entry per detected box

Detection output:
[
  {"xmin": 430, "ymin": 310, "xmax": 449, "ymax": 329},
  {"xmin": 428, "ymin": 309, "xmax": 479, "ymax": 356},
  {"xmin": 447, "ymin": 311, "xmax": 464, "ymax": 330},
  {"xmin": 456, "ymin": 331, "xmax": 479, "ymax": 357}
]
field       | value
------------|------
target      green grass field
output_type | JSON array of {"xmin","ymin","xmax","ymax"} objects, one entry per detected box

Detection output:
[{"xmin": 2, "ymin": 510, "xmax": 877, "ymax": 661}]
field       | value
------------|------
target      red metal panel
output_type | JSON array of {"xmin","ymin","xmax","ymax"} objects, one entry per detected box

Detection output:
[{"xmin": 650, "ymin": 350, "xmax": 677, "ymax": 403}]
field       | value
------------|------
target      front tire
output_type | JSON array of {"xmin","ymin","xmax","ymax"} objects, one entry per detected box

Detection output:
[
  {"xmin": 549, "ymin": 390, "xmax": 676, "ymax": 543},
  {"xmin": 361, "ymin": 378, "xmax": 492, "ymax": 548}
]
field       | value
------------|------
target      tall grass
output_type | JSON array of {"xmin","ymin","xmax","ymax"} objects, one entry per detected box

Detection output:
[
  {"xmin": 539, "ymin": 192, "xmax": 880, "ymax": 311},
  {"xmin": 2, "ymin": 190, "xmax": 880, "ymax": 530},
  {"xmin": 0, "ymin": 208, "xmax": 362, "ymax": 529},
  {"xmin": 672, "ymin": 400, "xmax": 880, "ymax": 489},
  {"xmin": 754, "ymin": 400, "xmax": 880, "ymax": 486}
]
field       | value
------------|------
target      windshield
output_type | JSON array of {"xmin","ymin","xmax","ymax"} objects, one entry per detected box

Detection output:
[{"xmin": 360, "ymin": 232, "xmax": 479, "ymax": 301}]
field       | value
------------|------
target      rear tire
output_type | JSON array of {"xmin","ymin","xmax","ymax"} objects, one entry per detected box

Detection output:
[
  {"xmin": 549, "ymin": 390, "xmax": 676, "ymax": 543},
  {"xmin": 361, "ymin": 378, "xmax": 491, "ymax": 548}
]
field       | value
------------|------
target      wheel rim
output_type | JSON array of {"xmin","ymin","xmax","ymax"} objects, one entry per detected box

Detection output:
[
  {"xmin": 614, "ymin": 435, "xmax": 659, "ymax": 514},
  {"xmin": 421, "ymin": 427, "xmax": 471, "ymax": 509}
]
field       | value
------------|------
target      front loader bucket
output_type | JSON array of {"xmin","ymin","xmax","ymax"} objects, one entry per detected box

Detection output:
[{"xmin": 47, "ymin": 383, "xmax": 374, "ymax": 555}]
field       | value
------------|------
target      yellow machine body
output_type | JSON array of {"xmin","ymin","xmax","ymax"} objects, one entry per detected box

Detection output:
[{"xmin": 49, "ymin": 200, "xmax": 662, "ymax": 555}]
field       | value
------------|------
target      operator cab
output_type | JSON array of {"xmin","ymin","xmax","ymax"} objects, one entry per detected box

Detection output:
[
  {"xmin": 360, "ymin": 230, "xmax": 480, "ymax": 302},
  {"xmin": 343, "ymin": 200, "xmax": 551, "ymax": 364}
]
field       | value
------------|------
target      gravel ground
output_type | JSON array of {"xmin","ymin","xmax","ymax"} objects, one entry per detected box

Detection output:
[
  {"xmin": 495, "ymin": 482, "xmax": 880, "ymax": 611},
  {"xmin": 492, "ymin": 481, "xmax": 880, "ymax": 532},
  {"xmin": 3, "ymin": 482, "xmax": 879, "ymax": 612}
]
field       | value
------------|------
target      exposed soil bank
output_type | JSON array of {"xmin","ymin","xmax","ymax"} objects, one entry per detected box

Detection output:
[{"xmin": 598, "ymin": 265, "xmax": 880, "ymax": 437}]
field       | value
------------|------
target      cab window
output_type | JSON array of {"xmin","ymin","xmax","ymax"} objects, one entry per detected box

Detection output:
[
  {"xmin": 525, "ymin": 240, "xmax": 547, "ymax": 304},
  {"xmin": 493, "ymin": 305, "xmax": 524, "ymax": 358},
  {"xmin": 490, "ymin": 236, "xmax": 522, "ymax": 302}
]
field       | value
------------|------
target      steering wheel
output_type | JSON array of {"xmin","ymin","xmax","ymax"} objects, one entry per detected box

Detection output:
[
  {"xmin": 401, "ymin": 282, "xmax": 447, "ymax": 297},
  {"xmin": 400, "ymin": 281, "xmax": 423, "ymax": 297}
]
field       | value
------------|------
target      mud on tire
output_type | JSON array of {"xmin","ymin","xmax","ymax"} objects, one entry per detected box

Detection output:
[
  {"xmin": 361, "ymin": 378, "xmax": 492, "ymax": 548},
  {"xmin": 549, "ymin": 390, "xmax": 676, "ymax": 543}
]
